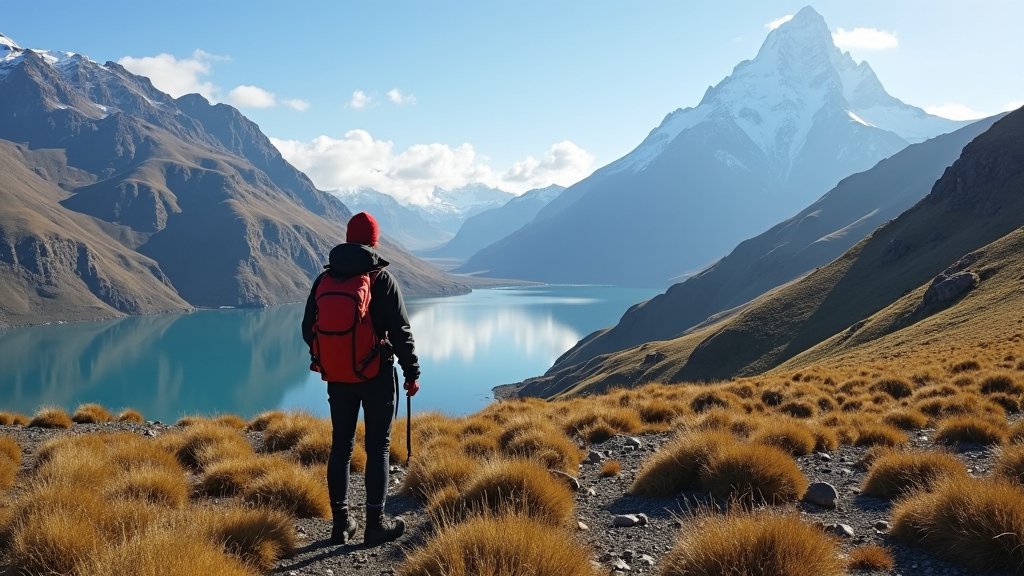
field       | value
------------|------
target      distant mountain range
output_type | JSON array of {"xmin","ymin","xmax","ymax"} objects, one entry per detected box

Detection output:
[
  {"xmin": 334, "ymin": 185, "xmax": 514, "ymax": 252},
  {"xmin": 425, "ymin": 185, "xmax": 564, "ymax": 261},
  {"xmin": 0, "ymin": 33, "xmax": 467, "ymax": 326},
  {"xmin": 514, "ymin": 105, "xmax": 1024, "ymax": 398},
  {"xmin": 459, "ymin": 6, "xmax": 966, "ymax": 287}
]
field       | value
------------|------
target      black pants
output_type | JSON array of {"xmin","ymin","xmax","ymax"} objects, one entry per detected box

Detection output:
[{"xmin": 327, "ymin": 367, "xmax": 397, "ymax": 512}]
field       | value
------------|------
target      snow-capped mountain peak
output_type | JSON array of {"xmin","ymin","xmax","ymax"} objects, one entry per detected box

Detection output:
[{"xmin": 612, "ymin": 6, "xmax": 964, "ymax": 174}]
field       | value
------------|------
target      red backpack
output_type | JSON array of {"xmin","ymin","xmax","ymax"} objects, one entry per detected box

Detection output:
[{"xmin": 310, "ymin": 271, "xmax": 382, "ymax": 383}]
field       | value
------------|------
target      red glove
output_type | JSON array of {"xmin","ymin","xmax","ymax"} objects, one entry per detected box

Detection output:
[{"xmin": 403, "ymin": 379, "xmax": 420, "ymax": 397}]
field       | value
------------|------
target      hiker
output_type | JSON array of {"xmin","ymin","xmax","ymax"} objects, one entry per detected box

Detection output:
[{"xmin": 301, "ymin": 211, "xmax": 421, "ymax": 546}]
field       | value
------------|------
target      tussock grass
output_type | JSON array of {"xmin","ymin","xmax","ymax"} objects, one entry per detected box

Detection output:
[
  {"xmin": 778, "ymin": 400, "xmax": 816, "ymax": 418},
  {"xmin": 402, "ymin": 451, "xmax": 478, "ymax": 500},
  {"xmin": 240, "ymin": 466, "xmax": 330, "ymax": 518},
  {"xmin": 499, "ymin": 416, "xmax": 583, "ymax": 473},
  {"xmin": 247, "ymin": 410, "xmax": 287, "ymax": 432},
  {"xmin": 630, "ymin": 430, "xmax": 734, "ymax": 497},
  {"xmin": 262, "ymin": 413, "xmax": 322, "ymax": 452},
  {"xmin": 690, "ymin": 390, "xmax": 741, "ymax": 414},
  {"xmin": 195, "ymin": 505, "xmax": 297, "ymax": 571},
  {"xmin": 460, "ymin": 434, "xmax": 499, "ymax": 457},
  {"xmin": 993, "ymin": 445, "xmax": 1024, "ymax": 485},
  {"xmin": 0, "ymin": 435, "xmax": 21, "ymax": 467},
  {"xmin": 7, "ymin": 508, "xmax": 104, "ymax": 575},
  {"xmin": 749, "ymin": 420, "xmax": 816, "ymax": 456},
  {"xmin": 692, "ymin": 409, "xmax": 756, "ymax": 438},
  {"xmin": 891, "ymin": 476, "xmax": 1024, "ymax": 573},
  {"xmin": 117, "ymin": 408, "xmax": 144, "ymax": 423},
  {"xmin": 861, "ymin": 450, "xmax": 968, "ymax": 498},
  {"xmin": 27, "ymin": 407, "xmax": 73, "ymax": 429},
  {"xmin": 934, "ymin": 415, "xmax": 1009, "ymax": 445},
  {"xmin": 882, "ymin": 409, "xmax": 929, "ymax": 430},
  {"xmin": 71, "ymin": 403, "xmax": 114, "ymax": 424},
  {"xmin": 636, "ymin": 399, "xmax": 680, "ymax": 425},
  {"xmin": 847, "ymin": 545, "xmax": 895, "ymax": 572},
  {"xmin": 811, "ymin": 426, "xmax": 839, "ymax": 452},
  {"xmin": 398, "ymin": 514, "xmax": 595, "ymax": 576},
  {"xmin": 660, "ymin": 511, "xmax": 843, "ymax": 576},
  {"xmin": 871, "ymin": 378, "xmax": 913, "ymax": 399},
  {"xmin": 853, "ymin": 423, "xmax": 908, "ymax": 447},
  {"xmin": 0, "ymin": 437, "xmax": 19, "ymax": 494},
  {"xmin": 197, "ymin": 456, "xmax": 290, "ymax": 498},
  {"xmin": 950, "ymin": 360, "xmax": 982, "ymax": 373},
  {"xmin": 600, "ymin": 460, "xmax": 622, "ymax": 477},
  {"xmin": 980, "ymin": 374, "xmax": 1023, "ymax": 395},
  {"xmin": 104, "ymin": 466, "xmax": 189, "ymax": 508},
  {"xmin": 213, "ymin": 414, "xmax": 249, "ymax": 429},
  {"xmin": 167, "ymin": 422, "xmax": 254, "ymax": 470},
  {"xmin": 0, "ymin": 412, "xmax": 30, "ymax": 426},
  {"xmin": 447, "ymin": 459, "xmax": 575, "ymax": 526},
  {"xmin": 987, "ymin": 393, "xmax": 1021, "ymax": 414},
  {"xmin": 700, "ymin": 443, "xmax": 808, "ymax": 505},
  {"xmin": 81, "ymin": 525, "xmax": 255, "ymax": 576}
]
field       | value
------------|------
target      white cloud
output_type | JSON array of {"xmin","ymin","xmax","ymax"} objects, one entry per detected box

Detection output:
[
  {"xmin": 765, "ymin": 15, "xmax": 793, "ymax": 31},
  {"xmin": 925, "ymin": 103, "xmax": 989, "ymax": 121},
  {"xmin": 270, "ymin": 131, "xmax": 594, "ymax": 203},
  {"xmin": 283, "ymin": 98, "xmax": 311, "ymax": 111},
  {"xmin": 118, "ymin": 50, "xmax": 223, "ymax": 100},
  {"xmin": 501, "ymin": 141, "xmax": 595, "ymax": 191},
  {"xmin": 387, "ymin": 88, "xmax": 417, "ymax": 106},
  {"xmin": 348, "ymin": 90, "xmax": 372, "ymax": 109},
  {"xmin": 227, "ymin": 84, "xmax": 277, "ymax": 108},
  {"xmin": 832, "ymin": 27, "xmax": 899, "ymax": 51}
]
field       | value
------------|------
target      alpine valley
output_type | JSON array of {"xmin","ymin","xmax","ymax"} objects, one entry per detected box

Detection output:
[{"xmin": 0, "ymin": 33, "xmax": 468, "ymax": 327}]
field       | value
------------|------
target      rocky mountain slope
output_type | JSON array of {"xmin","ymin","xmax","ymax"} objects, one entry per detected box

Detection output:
[
  {"xmin": 0, "ymin": 35, "xmax": 466, "ymax": 326},
  {"xmin": 551, "ymin": 115, "xmax": 1004, "ymax": 372},
  {"xmin": 459, "ymin": 6, "xmax": 965, "ymax": 287},
  {"xmin": 515, "ymin": 105, "xmax": 1024, "ymax": 398}
]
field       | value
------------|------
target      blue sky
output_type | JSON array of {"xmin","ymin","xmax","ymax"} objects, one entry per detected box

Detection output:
[{"xmin": 5, "ymin": 1, "xmax": 1023, "ymax": 202}]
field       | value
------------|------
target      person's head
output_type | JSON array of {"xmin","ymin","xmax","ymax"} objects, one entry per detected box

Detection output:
[{"xmin": 346, "ymin": 212, "xmax": 380, "ymax": 247}]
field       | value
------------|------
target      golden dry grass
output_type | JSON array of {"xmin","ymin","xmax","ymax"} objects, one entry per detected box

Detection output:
[
  {"xmin": 197, "ymin": 455, "xmax": 290, "ymax": 498},
  {"xmin": 993, "ymin": 444, "xmax": 1024, "ymax": 485},
  {"xmin": 853, "ymin": 423, "xmax": 908, "ymax": 447},
  {"xmin": 861, "ymin": 450, "xmax": 968, "ymax": 498},
  {"xmin": 117, "ymin": 408, "xmax": 144, "ymax": 423},
  {"xmin": 168, "ymin": 422, "xmax": 254, "ymax": 470},
  {"xmin": 402, "ymin": 450, "xmax": 479, "ymax": 500},
  {"xmin": 600, "ymin": 460, "xmax": 622, "ymax": 477},
  {"xmin": 71, "ymin": 403, "xmax": 113, "ymax": 424},
  {"xmin": 398, "ymin": 514, "xmax": 596, "ymax": 576},
  {"xmin": 700, "ymin": 443, "xmax": 808, "ymax": 505},
  {"xmin": 80, "ymin": 526, "xmax": 256, "ymax": 576},
  {"xmin": 882, "ymin": 408, "xmax": 930, "ymax": 430},
  {"xmin": 660, "ymin": 511, "xmax": 844, "ymax": 576},
  {"xmin": 247, "ymin": 410, "xmax": 287, "ymax": 432},
  {"xmin": 0, "ymin": 435, "xmax": 21, "ymax": 467},
  {"xmin": 934, "ymin": 415, "xmax": 1009, "ymax": 445},
  {"xmin": 239, "ymin": 466, "xmax": 330, "ymax": 519},
  {"xmin": 104, "ymin": 466, "xmax": 189, "ymax": 508},
  {"xmin": 630, "ymin": 430, "xmax": 734, "ymax": 497},
  {"xmin": 847, "ymin": 544, "xmax": 895, "ymax": 572},
  {"xmin": 447, "ymin": 459, "xmax": 575, "ymax": 526},
  {"xmin": 262, "ymin": 413, "xmax": 322, "ymax": 452},
  {"xmin": 891, "ymin": 475, "xmax": 1024, "ymax": 573},
  {"xmin": 0, "ymin": 412, "xmax": 30, "ymax": 426},
  {"xmin": 195, "ymin": 505, "xmax": 297, "ymax": 571},
  {"xmin": 7, "ymin": 508, "xmax": 104, "ymax": 575},
  {"xmin": 870, "ymin": 378, "xmax": 913, "ymax": 399},
  {"xmin": 27, "ymin": 407, "xmax": 73, "ymax": 429},
  {"xmin": 498, "ymin": 415, "xmax": 583, "ymax": 473},
  {"xmin": 749, "ymin": 420, "xmax": 816, "ymax": 456}
]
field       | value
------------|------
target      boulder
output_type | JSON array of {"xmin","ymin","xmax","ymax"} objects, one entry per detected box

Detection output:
[
  {"xmin": 923, "ymin": 270, "xmax": 980, "ymax": 307},
  {"xmin": 803, "ymin": 482, "xmax": 839, "ymax": 509}
]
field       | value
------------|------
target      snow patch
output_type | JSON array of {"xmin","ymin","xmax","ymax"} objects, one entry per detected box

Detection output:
[{"xmin": 847, "ymin": 111, "xmax": 874, "ymax": 127}]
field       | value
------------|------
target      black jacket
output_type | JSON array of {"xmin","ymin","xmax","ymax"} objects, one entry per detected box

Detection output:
[{"xmin": 301, "ymin": 243, "xmax": 420, "ymax": 382}]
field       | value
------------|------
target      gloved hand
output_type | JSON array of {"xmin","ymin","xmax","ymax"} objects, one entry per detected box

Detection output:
[{"xmin": 403, "ymin": 379, "xmax": 420, "ymax": 397}]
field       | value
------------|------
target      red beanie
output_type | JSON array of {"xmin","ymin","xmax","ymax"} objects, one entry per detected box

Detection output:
[{"xmin": 346, "ymin": 212, "xmax": 380, "ymax": 246}]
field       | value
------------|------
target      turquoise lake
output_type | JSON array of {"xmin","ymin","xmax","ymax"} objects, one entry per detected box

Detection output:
[{"xmin": 0, "ymin": 286, "xmax": 659, "ymax": 421}]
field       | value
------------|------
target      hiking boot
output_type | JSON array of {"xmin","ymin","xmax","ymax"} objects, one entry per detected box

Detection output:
[
  {"xmin": 330, "ymin": 508, "xmax": 358, "ymax": 545},
  {"xmin": 363, "ymin": 510, "xmax": 405, "ymax": 546}
]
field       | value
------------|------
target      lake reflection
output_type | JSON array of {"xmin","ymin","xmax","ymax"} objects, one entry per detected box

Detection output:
[{"xmin": 0, "ymin": 286, "xmax": 658, "ymax": 420}]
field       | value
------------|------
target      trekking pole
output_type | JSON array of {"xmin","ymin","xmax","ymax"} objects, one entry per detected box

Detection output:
[{"xmin": 406, "ymin": 393, "xmax": 412, "ymax": 467}]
